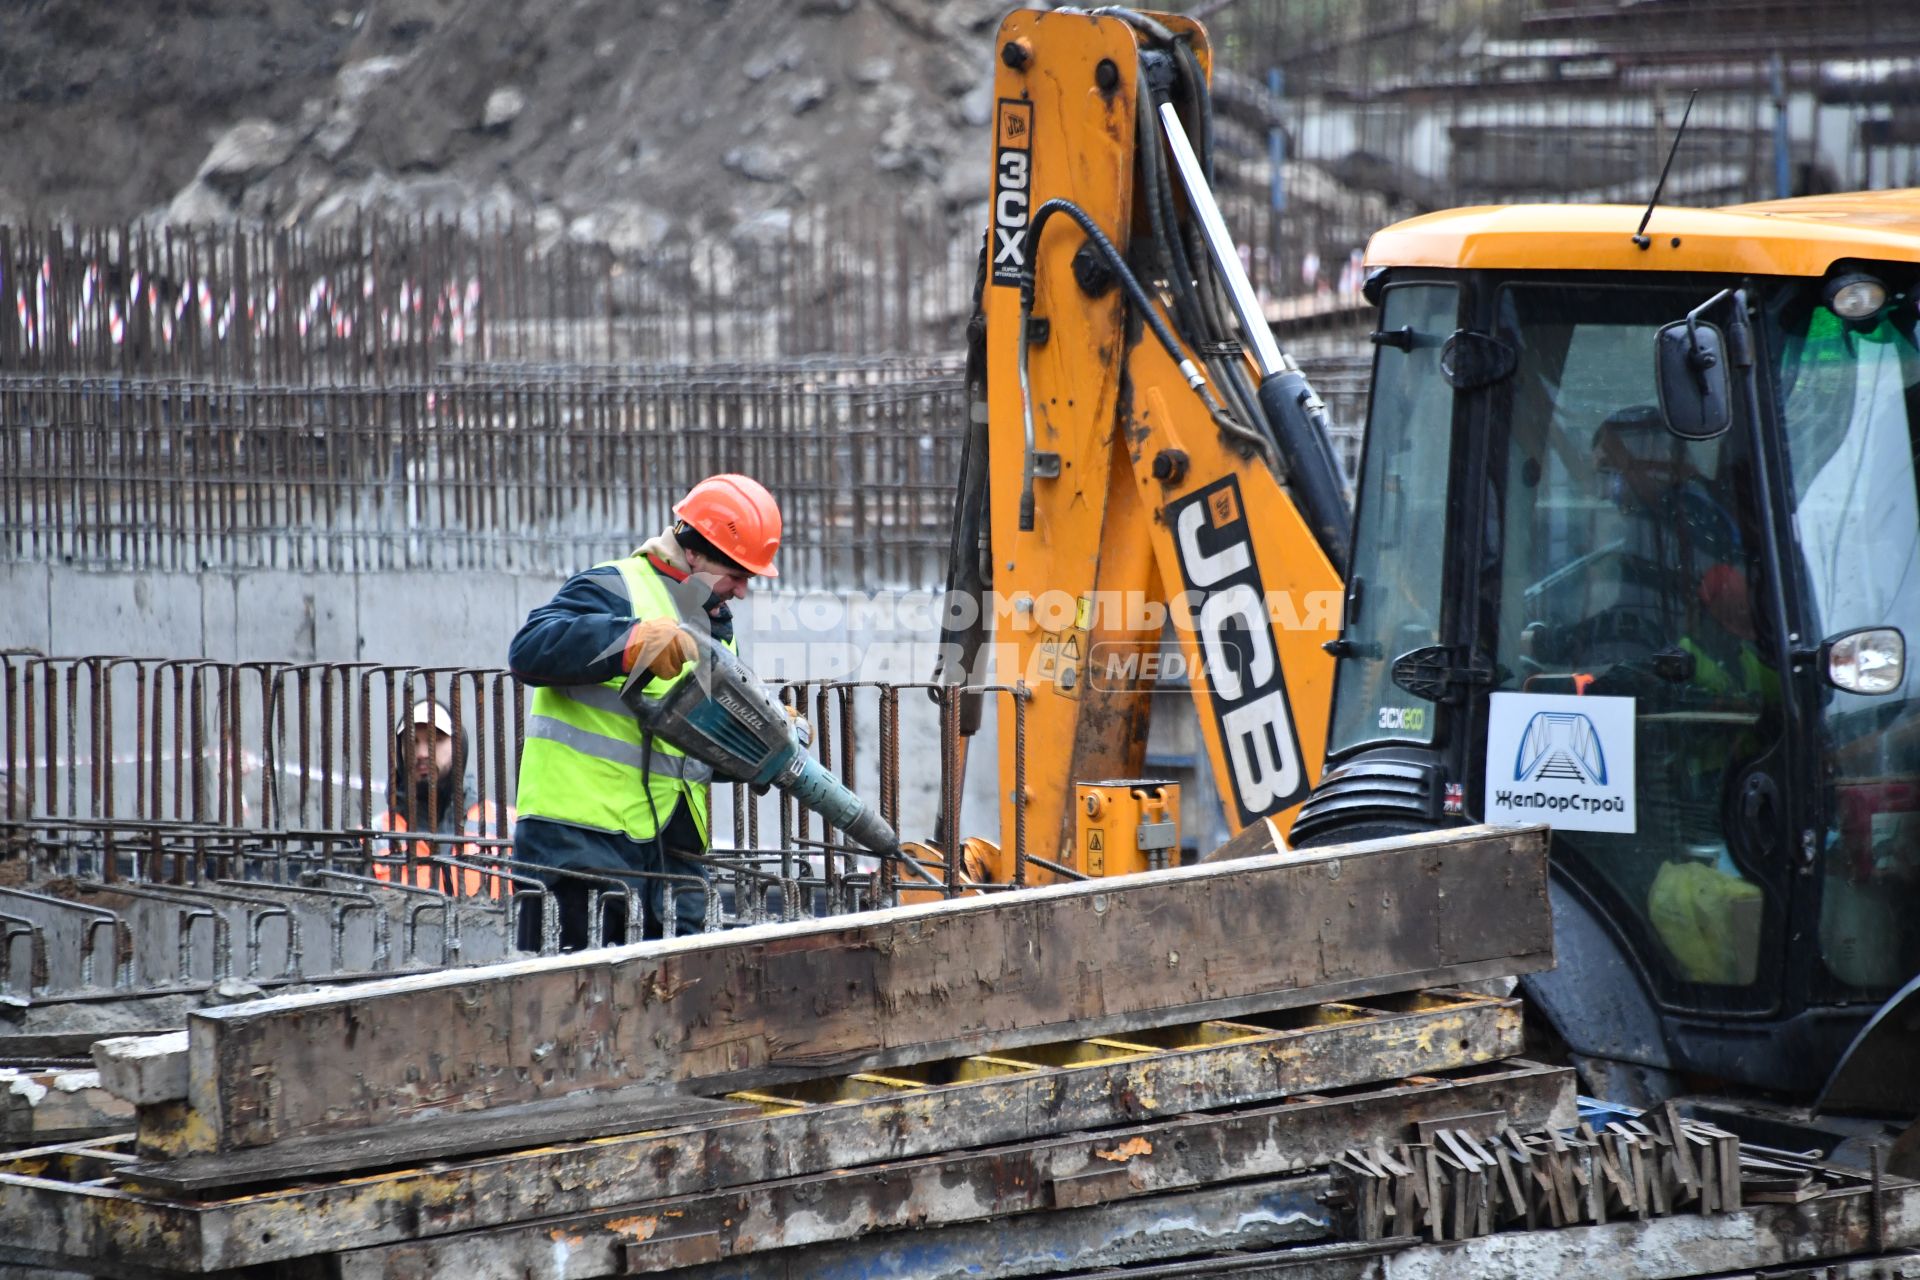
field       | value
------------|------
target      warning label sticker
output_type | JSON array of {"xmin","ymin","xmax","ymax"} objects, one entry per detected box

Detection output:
[{"xmin": 1035, "ymin": 628, "xmax": 1086, "ymax": 699}]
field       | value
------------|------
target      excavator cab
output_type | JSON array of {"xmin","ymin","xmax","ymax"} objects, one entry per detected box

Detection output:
[{"xmin": 1295, "ymin": 202, "xmax": 1920, "ymax": 1102}]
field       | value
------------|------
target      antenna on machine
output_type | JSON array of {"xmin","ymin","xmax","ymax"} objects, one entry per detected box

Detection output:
[{"xmin": 1634, "ymin": 89, "xmax": 1699, "ymax": 248}]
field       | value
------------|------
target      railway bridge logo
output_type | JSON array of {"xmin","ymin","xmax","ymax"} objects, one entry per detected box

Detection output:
[{"xmin": 1513, "ymin": 711, "xmax": 1608, "ymax": 786}]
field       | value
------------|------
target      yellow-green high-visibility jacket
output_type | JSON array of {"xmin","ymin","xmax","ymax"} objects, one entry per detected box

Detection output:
[{"xmin": 515, "ymin": 555, "xmax": 733, "ymax": 845}]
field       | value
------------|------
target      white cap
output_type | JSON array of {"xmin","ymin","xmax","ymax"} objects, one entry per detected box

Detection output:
[{"xmin": 400, "ymin": 700, "xmax": 455, "ymax": 737}]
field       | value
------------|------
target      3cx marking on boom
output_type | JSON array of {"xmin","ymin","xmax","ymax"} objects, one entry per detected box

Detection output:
[{"xmin": 991, "ymin": 99, "xmax": 1033, "ymax": 286}]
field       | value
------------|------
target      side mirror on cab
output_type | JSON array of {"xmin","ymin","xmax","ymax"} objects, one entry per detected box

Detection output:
[{"xmin": 1655, "ymin": 317, "xmax": 1733, "ymax": 440}]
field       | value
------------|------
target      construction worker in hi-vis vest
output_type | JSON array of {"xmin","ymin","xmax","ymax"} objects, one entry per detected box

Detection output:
[{"xmin": 509, "ymin": 474, "xmax": 790, "ymax": 951}]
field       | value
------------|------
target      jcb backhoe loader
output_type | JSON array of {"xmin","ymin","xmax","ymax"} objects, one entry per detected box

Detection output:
[{"xmin": 940, "ymin": 7, "xmax": 1920, "ymax": 1116}]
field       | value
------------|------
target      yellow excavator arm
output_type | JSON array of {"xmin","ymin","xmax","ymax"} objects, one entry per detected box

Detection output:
[{"xmin": 939, "ymin": 9, "xmax": 1349, "ymax": 883}]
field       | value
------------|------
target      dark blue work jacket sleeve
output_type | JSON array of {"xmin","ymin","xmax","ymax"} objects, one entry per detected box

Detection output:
[{"xmin": 508, "ymin": 565, "xmax": 636, "ymax": 688}]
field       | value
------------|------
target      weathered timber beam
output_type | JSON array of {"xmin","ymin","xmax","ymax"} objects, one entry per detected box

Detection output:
[
  {"xmin": 0, "ymin": 1139, "xmax": 197, "ymax": 1280},
  {"xmin": 332, "ymin": 1063, "xmax": 1572, "ymax": 1280},
  {"xmin": 177, "ymin": 824, "xmax": 1551, "ymax": 1157},
  {"xmin": 134, "ymin": 989, "xmax": 1526, "ymax": 1191},
  {"xmin": 1057, "ymin": 1237, "xmax": 1920, "ymax": 1279},
  {"xmin": 1059, "ymin": 1238, "xmax": 1404, "ymax": 1278},
  {"xmin": 5, "ymin": 1000, "xmax": 1531, "ymax": 1273}
]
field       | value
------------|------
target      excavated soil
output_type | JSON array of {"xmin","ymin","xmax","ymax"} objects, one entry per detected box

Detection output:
[{"xmin": 1, "ymin": 0, "xmax": 1007, "ymax": 240}]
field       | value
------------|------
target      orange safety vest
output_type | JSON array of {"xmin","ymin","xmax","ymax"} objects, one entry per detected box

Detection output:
[{"xmin": 371, "ymin": 800, "xmax": 516, "ymax": 899}]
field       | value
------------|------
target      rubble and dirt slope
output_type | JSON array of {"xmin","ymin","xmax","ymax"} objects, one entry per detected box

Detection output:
[{"xmin": 1, "ymin": 0, "xmax": 1008, "ymax": 242}]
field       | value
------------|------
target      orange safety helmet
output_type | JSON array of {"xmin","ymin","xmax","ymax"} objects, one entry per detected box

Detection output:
[{"xmin": 674, "ymin": 474, "xmax": 783, "ymax": 578}]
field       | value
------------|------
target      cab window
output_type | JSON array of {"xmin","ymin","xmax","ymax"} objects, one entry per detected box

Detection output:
[
  {"xmin": 1490, "ymin": 282, "xmax": 1784, "ymax": 998},
  {"xmin": 1772, "ymin": 296, "xmax": 1920, "ymax": 997}
]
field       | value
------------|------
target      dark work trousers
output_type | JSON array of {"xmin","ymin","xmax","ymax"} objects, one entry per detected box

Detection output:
[{"xmin": 513, "ymin": 805, "xmax": 709, "ymax": 952}]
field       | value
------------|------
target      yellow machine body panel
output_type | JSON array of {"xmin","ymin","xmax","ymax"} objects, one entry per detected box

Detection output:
[
  {"xmin": 981, "ymin": 8, "xmax": 1153, "ymax": 882},
  {"xmin": 1366, "ymin": 191, "xmax": 1920, "ymax": 276}
]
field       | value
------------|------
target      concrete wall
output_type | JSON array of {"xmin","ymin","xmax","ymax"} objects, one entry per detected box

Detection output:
[{"xmin": 1, "ymin": 562, "xmax": 534, "ymax": 670}]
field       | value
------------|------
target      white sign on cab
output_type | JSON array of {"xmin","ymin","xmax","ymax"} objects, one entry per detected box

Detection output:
[{"xmin": 1483, "ymin": 692, "xmax": 1636, "ymax": 834}]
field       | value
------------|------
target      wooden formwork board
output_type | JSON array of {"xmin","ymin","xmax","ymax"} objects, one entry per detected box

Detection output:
[
  {"xmin": 142, "ymin": 987, "xmax": 1528, "ymax": 1192},
  {"xmin": 334, "ymin": 1106, "xmax": 1920, "ymax": 1280},
  {"xmin": 334, "ymin": 1062, "xmax": 1573, "ymax": 1280},
  {"xmin": 0, "ymin": 992, "xmax": 1529, "ymax": 1274},
  {"xmin": 372, "ymin": 1176, "xmax": 1338, "ymax": 1280},
  {"xmin": 164, "ymin": 825, "xmax": 1550, "ymax": 1162}
]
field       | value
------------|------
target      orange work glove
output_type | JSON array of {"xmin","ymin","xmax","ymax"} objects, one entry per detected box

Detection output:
[
  {"xmin": 784, "ymin": 704, "xmax": 812, "ymax": 748},
  {"xmin": 624, "ymin": 618, "xmax": 698, "ymax": 680}
]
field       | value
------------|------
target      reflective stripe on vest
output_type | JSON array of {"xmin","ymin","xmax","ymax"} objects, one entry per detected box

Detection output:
[
  {"xmin": 372, "ymin": 802, "xmax": 515, "ymax": 899},
  {"xmin": 514, "ymin": 555, "xmax": 727, "ymax": 844},
  {"xmin": 524, "ymin": 713, "xmax": 713, "ymax": 781}
]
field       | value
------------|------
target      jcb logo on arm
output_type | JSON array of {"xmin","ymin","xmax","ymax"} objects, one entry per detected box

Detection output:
[
  {"xmin": 991, "ymin": 100, "xmax": 1033, "ymax": 286},
  {"xmin": 1169, "ymin": 477, "xmax": 1307, "ymax": 825}
]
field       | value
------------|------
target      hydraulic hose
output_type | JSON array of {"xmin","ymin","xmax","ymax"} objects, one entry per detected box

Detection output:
[
  {"xmin": 1017, "ymin": 197, "xmax": 1274, "ymax": 523},
  {"xmin": 1156, "ymin": 100, "xmax": 1352, "ymax": 573},
  {"xmin": 1116, "ymin": 24, "xmax": 1268, "ymax": 468},
  {"xmin": 1133, "ymin": 69, "xmax": 1210, "ymax": 353},
  {"xmin": 933, "ymin": 247, "xmax": 991, "ymax": 737}
]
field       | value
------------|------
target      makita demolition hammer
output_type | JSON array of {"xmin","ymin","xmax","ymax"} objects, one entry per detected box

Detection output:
[{"xmin": 619, "ymin": 628, "xmax": 901, "ymax": 856}]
